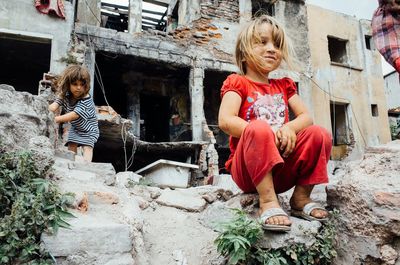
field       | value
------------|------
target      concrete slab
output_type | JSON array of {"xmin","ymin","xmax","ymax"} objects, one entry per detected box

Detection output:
[{"xmin": 135, "ymin": 159, "xmax": 199, "ymax": 188}]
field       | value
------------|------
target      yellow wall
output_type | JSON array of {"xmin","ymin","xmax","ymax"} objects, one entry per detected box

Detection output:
[{"xmin": 307, "ymin": 5, "xmax": 391, "ymax": 158}]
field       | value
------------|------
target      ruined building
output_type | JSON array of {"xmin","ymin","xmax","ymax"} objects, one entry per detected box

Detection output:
[{"xmin": 0, "ymin": 0, "xmax": 391, "ymax": 174}]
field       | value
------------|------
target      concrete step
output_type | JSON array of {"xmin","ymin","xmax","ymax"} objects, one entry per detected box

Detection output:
[{"xmin": 41, "ymin": 211, "xmax": 134, "ymax": 263}]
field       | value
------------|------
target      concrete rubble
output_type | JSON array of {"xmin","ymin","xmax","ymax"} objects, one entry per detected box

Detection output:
[{"xmin": 327, "ymin": 140, "xmax": 400, "ymax": 265}]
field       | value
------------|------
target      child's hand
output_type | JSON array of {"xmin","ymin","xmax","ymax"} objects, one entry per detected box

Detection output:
[
  {"xmin": 275, "ymin": 125, "xmax": 297, "ymax": 158},
  {"xmin": 54, "ymin": 116, "xmax": 61, "ymax": 123}
]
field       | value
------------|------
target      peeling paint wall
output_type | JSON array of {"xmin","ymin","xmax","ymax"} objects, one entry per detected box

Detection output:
[{"xmin": 307, "ymin": 5, "xmax": 391, "ymax": 159}]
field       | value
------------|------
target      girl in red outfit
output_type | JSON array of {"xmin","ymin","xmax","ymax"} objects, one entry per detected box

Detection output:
[{"xmin": 218, "ymin": 15, "xmax": 332, "ymax": 232}]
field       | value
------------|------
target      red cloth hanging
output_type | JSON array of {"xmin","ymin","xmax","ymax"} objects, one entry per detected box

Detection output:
[{"xmin": 34, "ymin": 0, "xmax": 66, "ymax": 19}]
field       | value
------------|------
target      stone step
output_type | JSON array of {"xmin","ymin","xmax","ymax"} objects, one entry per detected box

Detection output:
[{"xmin": 41, "ymin": 211, "xmax": 134, "ymax": 263}]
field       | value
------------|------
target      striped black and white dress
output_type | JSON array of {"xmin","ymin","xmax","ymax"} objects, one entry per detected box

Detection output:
[{"xmin": 55, "ymin": 96, "xmax": 99, "ymax": 147}]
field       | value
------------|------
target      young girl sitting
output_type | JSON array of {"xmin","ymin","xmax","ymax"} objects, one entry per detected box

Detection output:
[
  {"xmin": 49, "ymin": 65, "xmax": 99, "ymax": 162},
  {"xmin": 218, "ymin": 15, "xmax": 332, "ymax": 232}
]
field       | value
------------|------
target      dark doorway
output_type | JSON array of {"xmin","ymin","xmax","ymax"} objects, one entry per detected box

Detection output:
[
  {"xmin": 204, "ymin": 70, "xmax": 232, "ymax": 173},
  {"xmin": 140, "ymin": 94, "xmax": 170, "ymax": 142}
]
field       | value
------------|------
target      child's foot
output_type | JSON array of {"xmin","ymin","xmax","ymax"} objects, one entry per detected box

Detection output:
[
  {"xmin": 289, "ymin": 198, "xmax": 328, "ymax": 220},
  {"xmin": 259, "ymin": 201, "xmax": 292, "ymax": 227}
]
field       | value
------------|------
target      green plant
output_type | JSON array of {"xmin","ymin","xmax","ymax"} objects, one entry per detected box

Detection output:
[
  {"xmin": 215, "ymin": 209, "xmax": 263, "ymax": 264},
  {"xmin": 0, "ymin": 149, "xmax": 74, "ymax": 264},
  {"xmin": 214, "ymin": 209, "xmax": 338, "ymax": 265}
]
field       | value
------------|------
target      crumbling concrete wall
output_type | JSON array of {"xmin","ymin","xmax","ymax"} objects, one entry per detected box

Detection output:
[
  {"xmin": 307, "ymin": 5, "xmax": 391, "ymax": 160},
  {"xmin": 0, "ymin": 0, "xmax": 76, "ymax": 74}
]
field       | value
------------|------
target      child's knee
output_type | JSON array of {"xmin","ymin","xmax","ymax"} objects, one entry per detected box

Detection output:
[
  {"xmin": 304, "ymin": 125, "xmax": 332, "ymax": 146},
  {"xmin": 245, "ymin": 120, "xmax": 275, "ymax": 138}
]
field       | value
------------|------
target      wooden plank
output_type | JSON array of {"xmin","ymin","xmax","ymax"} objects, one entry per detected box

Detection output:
[
  {"xmin": 143, "ymin": 0, "xmax": 169, "ymax": 8},
  {"xmin": 102, "ymin": 6, "xmax": 128, "ymax": 15},
  {"xmin": 142, "ymin": 8, "xmax": 165, "ymax": 16},
  {"xmin": 142, "ymin": 20, "xmax": 159, "ymax": 25},
  {"xmin": 101, "ymin": 2, "xmax": 128, "ymax": 10},
  {"xmin": 101, "ymin": 11, "xmax": 122, "ymax": 19},
  {"xmin": 142, "ymin": 25, "xmax": 155, "ymax": 30},
  {"xmin": 142, "ymin": 15, "xmax": 165, "ymax": 23}
]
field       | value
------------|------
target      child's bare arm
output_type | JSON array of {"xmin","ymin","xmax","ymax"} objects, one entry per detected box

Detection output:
[
  {"xmin": 48, "ymin": 102, "xmax": 60, "ymax": 112},
  {"xmin": 286, "ymin": 94, "xmax": 313, "ymax": 133},
  {"xmin": 218, "ymin": 91, "xmax": 248, "ymax": 138},
  {"xmin": 54, "ymin": 112, "xmax": 79, "ymax": 123}
]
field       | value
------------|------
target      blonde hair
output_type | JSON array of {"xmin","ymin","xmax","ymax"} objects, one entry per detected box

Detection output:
[
  {"xmin": 235, "ymin": 15, "xmax": 295, "ymax": 75},
  {"xmin": 56, "ymin": 65, "xmax": 91, "ymax": 99}
]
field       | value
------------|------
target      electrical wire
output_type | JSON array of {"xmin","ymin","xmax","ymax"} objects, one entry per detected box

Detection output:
[{"xmin": 297, "ymin": 72, "xmax": 367, "ymax": 146}]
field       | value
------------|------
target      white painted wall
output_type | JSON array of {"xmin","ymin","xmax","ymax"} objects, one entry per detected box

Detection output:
[{"xmin": 0, "ymin": 0, "xmax": 76, "ymax": 74}]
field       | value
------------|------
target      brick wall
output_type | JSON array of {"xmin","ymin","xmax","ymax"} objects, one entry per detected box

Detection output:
[{"xmin": 200, "ymin": 0, "xmax": 239, "ymax": 22}]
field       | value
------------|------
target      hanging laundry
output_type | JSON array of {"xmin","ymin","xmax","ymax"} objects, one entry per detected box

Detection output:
[{"xmin": 34, "ymin": 0, "xmax": 66, "ymax": 19}]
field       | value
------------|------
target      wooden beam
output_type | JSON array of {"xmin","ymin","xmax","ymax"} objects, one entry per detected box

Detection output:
[
  {"xmin": 102, "ymin": 6, "xmax": 128, "ymax": 15},
  {"xmin": 142, "ymin": 20, "xmax": 159, "ymax": 25},
  {"xmin": 101, "ymin": 2, "xmax": 128, "ymax": 10},
  {"xmin": 101, "ymin": 11, "xmax": 124, "ymax": 19},
  {"xmin": 142, "ymin": 25, "xmax": 156, "ymax": 31},
  {"xmin": 142, "ymin": 15, "xmax": 165, "ymax": 23},
  {"xmin": 143, "ymin": 0, "xmax": 169, "ymax": 8},
  {"xmin": 142, "ymin": 8, "xmax": 165, "ymax": 16}
]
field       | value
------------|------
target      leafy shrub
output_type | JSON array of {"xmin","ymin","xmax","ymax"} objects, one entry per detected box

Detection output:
[
  {"xmin": 0, "ymin": 149, "xmax": 74, "ymax": 264},
  {"xmin": 215, "ymin": 209, "xmax": 263, "ymax": 264},
  {"xmin": 215, "ymin": 209, "xmax": 337, "ymax": 265}
]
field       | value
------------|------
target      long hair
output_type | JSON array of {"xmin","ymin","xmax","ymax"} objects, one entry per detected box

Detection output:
[
  {"xmin": 234, "ymin": 15, "xmax": 295, "ymax": 75},
  {"xmin": 56, "ymin": 65, "xmax": 90, "ymax": 99}
]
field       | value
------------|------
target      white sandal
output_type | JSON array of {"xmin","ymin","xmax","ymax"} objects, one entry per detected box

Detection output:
[
  {"xmin": 259, "ymin": 207, "xmax": 291, "ymax": 232},
  {"xmin": 291, "ymin": 202, "xmax": 329, "ymax": 222}
]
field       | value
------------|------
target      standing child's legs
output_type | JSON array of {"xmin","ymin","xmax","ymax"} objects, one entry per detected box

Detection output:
[
  {"xmin": 82, "ymin": 146, "xmax": 93, "ymax": 162},
  {"xmin": 68, "ymin": 142, "xmax": 78, "ymax": 153}
]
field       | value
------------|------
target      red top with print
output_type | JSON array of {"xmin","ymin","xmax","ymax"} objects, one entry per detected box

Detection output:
[{"xmin": 220, "ymin": 73, "xmax": 297, "ymax": 171}]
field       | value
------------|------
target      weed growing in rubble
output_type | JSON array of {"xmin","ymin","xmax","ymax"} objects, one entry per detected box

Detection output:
[
  {"xmin": 214, "ymin": 209, "xmax": 338, "ymax": 265},
  {"xmin": 0, "ymin": 148, "xmax": 74, "ymax": 264},
  {"xmin": 215, "ymin": 209, "xmax": 263, "ymax": 264}
]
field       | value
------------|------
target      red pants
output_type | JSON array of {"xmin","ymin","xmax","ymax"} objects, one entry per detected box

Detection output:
[{"xmin": 230, "ymin": 120, "xmax": 332, "ymax": 193}]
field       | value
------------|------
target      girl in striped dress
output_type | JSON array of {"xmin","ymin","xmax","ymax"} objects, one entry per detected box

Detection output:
[{"xmin": 49, "ymin": 65, "xmax": 99, "ymax": 162}]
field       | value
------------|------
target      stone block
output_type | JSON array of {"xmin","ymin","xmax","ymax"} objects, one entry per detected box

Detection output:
[
  {"xmin": 116, "ymin": 171, "xmax": 142, "ymax": 188},
  {"xmin": 73, "ymin": 162, "xmax": 116, "ymax": 185},
  {"xmin": 156, "ymin": 189, "xmax": 207, "ymax": 212},
  {"xmin": 41, "ymin": 212, "xmax": 132, "ymax": 256}
]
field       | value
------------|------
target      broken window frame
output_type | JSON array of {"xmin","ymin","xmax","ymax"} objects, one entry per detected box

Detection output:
[
  {"xmin": 99, "ymin": 0, "xmax": 168, "ymax": 32},
  {"xmin": 330, "ymin": 101, "xmax": 351, "ymax": 146},
  {"xmin": 251, "ymin": 0, "xmax": 276, "ymax": 17},
  {"xmin": 327, "ymin": 35, "xmax": 349, "ymax": 65}
]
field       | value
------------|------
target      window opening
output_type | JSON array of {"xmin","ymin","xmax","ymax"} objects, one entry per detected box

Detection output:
[
  {"xmin": 328, "ymin": 36, "xmax": 348, "ymax": 64},
  {"xmin": 251, "ymin": 0, "xmax": 275, "ymax": 17},
  {"xmin": 0, "ymin": 33, "xmax": 51, "ymax": 94},
  {"xmin": 365, "ymin": 35, "xmax": 373, "ymax": 50},
  {"xmin": 100, "ymin": 0, "xmax": 129, "ymax": 32},
  {"xmin": 330, "ymin": 102, "xmax": 350, "ymax": 146},
  {"xmin": 371, "ymin": 104, "xmax": 379, "ymax": 117}
]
